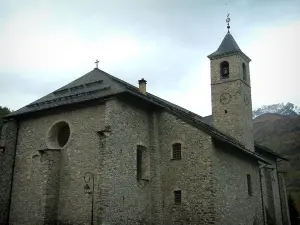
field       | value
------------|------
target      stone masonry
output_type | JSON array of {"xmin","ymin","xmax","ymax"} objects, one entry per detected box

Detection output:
[{"xmin": 210, "ymin": 54, "xmax": 254, "ymax": 151}]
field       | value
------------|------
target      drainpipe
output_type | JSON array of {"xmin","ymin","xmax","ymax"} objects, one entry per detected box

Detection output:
[{"xmin": 6, "ymin": 119, "xmax": 20, "ymax": 224}]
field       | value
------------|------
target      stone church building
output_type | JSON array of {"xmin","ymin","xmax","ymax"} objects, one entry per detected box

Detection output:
[{"xmin": 0, "ymin": 26, "xmax": 291, "ymax": 225}]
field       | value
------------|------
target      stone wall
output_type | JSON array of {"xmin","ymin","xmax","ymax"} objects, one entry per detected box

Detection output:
[
  {"xmin": 210, "ymin": 54, "xmax": 254, "ymax": 151},
  {"xmin": 212, "ymin": 141, "xmax": 264, "ymax": 225},
  {"xmin": 9, "ymin": 104, "xmax": 105, "ymax": 225},
  {"xmin": 0, "ymin": 119, "xmax": 18, "ymax": 224},
  {"xmin": 98, "ymin": 98, "xmax": 153, "ymax": 224},
  {"xmin": 158, "ymin": 112, "xmax": 215, "ymax": 225}
]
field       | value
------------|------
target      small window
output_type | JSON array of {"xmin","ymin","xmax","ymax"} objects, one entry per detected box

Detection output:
[
  {"xmin": 174, "ymin": 190, "xmax": 182, "ymax": 205},
  {"xmin": 242, "ymin": 63, "xmax": 247, "ymax": 81},
  {"xmin": 137, "ymin": 147, "xmax": 142, "ymax": 180},
  {"xmin": 0, "ymin": 146, "xmax": 5, "ymax": 153},
  {"xmin": 220, "ymin": 61, "xmax": 229, "ymax": 78},
  {"xmin": 247, "ymin": 174, "xmax": 253, "ymax": 196},
  {"xmin": 172, "ymin": 143, "xmax": 182, "ymax": 160}
]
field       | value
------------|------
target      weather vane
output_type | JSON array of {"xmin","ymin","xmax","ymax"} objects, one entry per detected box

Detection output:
[
  {"xmin": 95, "ymin": 59, "xmax": 99, "ymax": 69},
  {"xmin": 226, "ymin": 13, "xmax": 231, "ymax": 33}
]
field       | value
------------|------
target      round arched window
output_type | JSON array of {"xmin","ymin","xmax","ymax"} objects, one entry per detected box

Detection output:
[
  {"xmin": 48, "ymin": 121, "xmax": 71, "ymax": 148},
  {"xmin": 220, "ymin": 61, "xmax": 229, "ymax": 78}
]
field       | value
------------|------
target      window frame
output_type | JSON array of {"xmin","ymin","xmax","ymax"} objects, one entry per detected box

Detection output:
[
  {"xmin": 174, "ymin": 190, "xmax": 182, "ymax": 205},
  {"xmin": 172, "ymin": 143, "xmax": 182, "ymax": 160}
]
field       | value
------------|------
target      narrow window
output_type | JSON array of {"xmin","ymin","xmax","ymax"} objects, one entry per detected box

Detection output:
[
  {"xmin": 242, "ymin": 63, "xmax": 247, "ymax": 81},
  {"xmin": 174, "ymin": 190, "xmax": 182, "ymax": 205},
  {"xmin": 247, "ymin": 174, "xmax": 253, "ymax": 196},
  {"xmin": 220, "ymin": 61, "xmax": 229, "ymax": 78},
  {"xmin": 172, "ymin": 143, "xmax": 182, "ymax": 160},
  {"xmin": 136, "ymin": 145, "xmax": 150, "ymax": 180},
  {"xmin": 0, "ymin": 146, "xmax": 5, "ymax": 153},
  {"xmin": 137, "ymin": 147, "xmax": 142, "ymax": 180}
]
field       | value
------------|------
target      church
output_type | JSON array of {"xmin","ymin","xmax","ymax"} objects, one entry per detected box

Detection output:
[{"xmin": 0, "ymin": 20, "xmax": 291, "ymax": 225}]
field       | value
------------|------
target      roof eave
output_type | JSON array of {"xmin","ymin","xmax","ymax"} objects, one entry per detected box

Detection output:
[
  {"xmin": 207, "ymin": 50, "xmax": 251, "ymax": 62},
  {"xmin": 254, "ymin": 142, "xmax": 288, "ymax": 161},
  {"xmin": 123, "ymin": 89, "xmax": 270, "ymax": 164},
  {"xmin": 3, "ymin": 93, "xmax": 122, "ymax": 121}
]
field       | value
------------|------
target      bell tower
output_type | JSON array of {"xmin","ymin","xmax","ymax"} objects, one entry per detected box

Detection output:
[{"xmin": 207, "ymin": 15, "xmax": 254, "ymax": 151}]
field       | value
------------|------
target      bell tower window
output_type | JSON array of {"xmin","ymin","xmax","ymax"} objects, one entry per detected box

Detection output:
[
  {"xmin": 242, "ymin": 63, "xmax": 247, "ymax": 81},
  {"xmin": 220, "ymin": 61, "xmax": 229, "ymax": 78}
]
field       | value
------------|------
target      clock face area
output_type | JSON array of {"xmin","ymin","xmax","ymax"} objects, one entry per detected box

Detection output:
[{"xmin": 220, "ymin": 92, "xmax": 232, "ymax": 105}]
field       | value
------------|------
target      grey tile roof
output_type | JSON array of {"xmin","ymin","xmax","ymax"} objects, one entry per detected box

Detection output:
[
  {"xmin": 207, "ymin": 32, "xmax": 251, "ymax": 61},
  {"xmin": 8, "ymin": 69, "xmax": 126, "ymax": 117},
  {"xmin": 5, "ymin": 67, "xmax": 283, "ymax": 162}
]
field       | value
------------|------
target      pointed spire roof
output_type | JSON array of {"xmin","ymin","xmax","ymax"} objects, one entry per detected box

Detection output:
[{"xmin": 208, "ymin": 32, "xmax": 251, "ymax": 61}]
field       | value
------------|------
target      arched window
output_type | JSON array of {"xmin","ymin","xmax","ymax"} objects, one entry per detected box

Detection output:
[
  {"xmin": 220, "ymin": 61, "xmax": 229, "ymax": 78},
  {"xmin": 172, "ymin": 143, "xmax": 182, "ymax": 160},
  {"xmin": 242, "ymin": 63, "xmax": 247, "ymax": 81}
]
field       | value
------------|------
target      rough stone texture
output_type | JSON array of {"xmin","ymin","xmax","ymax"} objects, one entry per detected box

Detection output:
[
  {"xmin": 9, "ymin": 104, "xmax": 105, "ymax": 225},
  {"xmin": 0, "ymin": 119, "xmax": 18, "ymax": 224},
  {"xmin": 212, "ymin": 141, "xmax": 264, "ymax": 225},
  {"xmin": 98, "ymin": 98, "xmax": 152, "ymax": 224},
  {"xmin": 3, "ymin": 96, "xmax": 290, "ymax": 225},
  {"xmin": 158, "ymin": 112, "xmax": 215, "ymax": 225},
  {"xmin": 210, "ymin": 54, "xmax": 254, "ymax": 151}
]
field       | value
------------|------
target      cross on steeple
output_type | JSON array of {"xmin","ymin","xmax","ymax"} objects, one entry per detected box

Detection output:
[
  {"xmin": 95, "ymin": 59, "xmax": 99, "ymax": 69},
  {"xmin": 226, "ymin": 13, "xmax": 231, "ymax": 33}
]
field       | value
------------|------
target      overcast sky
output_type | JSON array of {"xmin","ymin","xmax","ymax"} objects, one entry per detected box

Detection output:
[{"xmin": 0, "ymin": 0, "xmax": 299, "ymax": 116}]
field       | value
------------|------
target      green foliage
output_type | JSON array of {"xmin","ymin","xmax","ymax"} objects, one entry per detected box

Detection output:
[{"xmin": 253, "ymin": 102, "xmax": 300, "ymax": 118}]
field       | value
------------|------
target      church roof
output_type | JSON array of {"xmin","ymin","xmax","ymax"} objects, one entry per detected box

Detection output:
[
  {"xmin": 8, "ymin": 69, "xmax": 126, "ymax": 116},
  {"xmin": 207, "ymin": 32, "xmax": 251, "ymax": 61},
  {"xmin": 202, "ymin": 115, "xmax": 287, "ymax": 160},
  {"xmin": 5, "ymin": 67, "xmax": 285, "ymax": 163}
]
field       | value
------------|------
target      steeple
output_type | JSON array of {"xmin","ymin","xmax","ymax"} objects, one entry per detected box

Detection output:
[
  {"xmin": 207, "ymin": 14, "xmax": 251, "ymax": 62},
  {"xmin": 207, "ymin": 14, "xmax": 254, "ymax": 151}
]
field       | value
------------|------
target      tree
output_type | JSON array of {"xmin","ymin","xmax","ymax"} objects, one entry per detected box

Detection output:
[
  {"xmin": 253, "ymin": 102, "xmax": 300, "ymax": 118},
  {"xmin": 288, "ymin": 195, "xmax": 299, "ymax": 225}
]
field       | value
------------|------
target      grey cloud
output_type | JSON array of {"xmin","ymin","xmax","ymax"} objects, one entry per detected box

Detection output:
[{"xmin": 1, "ymin": 0, "xmax": 300, "ymax": 111}]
